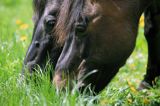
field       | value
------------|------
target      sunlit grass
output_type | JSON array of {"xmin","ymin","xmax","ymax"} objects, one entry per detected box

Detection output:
[{"xmin": 0, "ymin": 0, "xmax": 160, "ymax": 106}]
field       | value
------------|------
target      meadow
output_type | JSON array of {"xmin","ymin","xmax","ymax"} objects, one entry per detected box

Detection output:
[{"xmin": 0, "ymin": 0, "xmax": 160, "ymax": 106}]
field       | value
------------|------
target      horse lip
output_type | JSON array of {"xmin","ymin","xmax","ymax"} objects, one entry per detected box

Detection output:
[{"xmin": 25, "ymin": 60, "xmax": 37, "ymax": 71}]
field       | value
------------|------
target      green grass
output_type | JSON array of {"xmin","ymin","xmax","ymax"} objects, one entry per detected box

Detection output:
[{"xmin": 0, "ymin": 0, "xmax": 160, "ymax": 106}]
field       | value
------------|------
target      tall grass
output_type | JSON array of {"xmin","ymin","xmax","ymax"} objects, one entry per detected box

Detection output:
[{"xmin": 0, "ymin": 0, "xmax": 160, "ymax": 106}]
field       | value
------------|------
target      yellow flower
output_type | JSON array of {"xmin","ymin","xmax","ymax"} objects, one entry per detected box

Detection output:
[
  {"xmin": 127, "ymin": 98, "xmax": 133, "ymax": 103},
  {"xmin": 130, "ymin": 86, "xmax": 137, "ymax": 93},
  {"xmin": 127, "ymin": 79, "xmax": 132, "ymax": 87},
  {"xmin": 16, "ymin": 20, "xmax": 22, "ymax": 25},
  {"xmin": 127, "ymin": 79, "xmax": 137, "ymax": 93},
  {"xmin": 20, "ymin": 24, "xmax": 29, "ymax": 30},
  {"xmin": 100, "ymin": 99, "xmax": 108, "ymax": 105},
  {"xmin": 130, "ymin": 64, "xmax": 135, "ymax": 70},
  {"xmin": 139, "ymin": 15, "xmax": 144, "ymax": 28},
  {"xmin": 20, "ymin": 35, "xmax": 27, "ymax": 41},
  {"xmin": 143, "ymin": 98, "xmax": 150, "ymax": 104}
]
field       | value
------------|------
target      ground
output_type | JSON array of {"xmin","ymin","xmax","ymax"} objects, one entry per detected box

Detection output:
[{"xmin": 0, "ymin": 0, "xmax": 160, "ymax": 106}]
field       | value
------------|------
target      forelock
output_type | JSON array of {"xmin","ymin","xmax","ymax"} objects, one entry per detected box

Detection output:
[
  {"xmin": 55, "ymin": 0, "xmax": 85, "ymax": 45},
  {"xmin": 33, "ymin": 0, "xmax": 47, "ymax": 23}
]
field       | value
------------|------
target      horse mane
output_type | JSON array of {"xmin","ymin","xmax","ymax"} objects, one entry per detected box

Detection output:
[
  {"xmin": 55, "ymin": 0, "xmax": 85, "ymax": 45},
  {"xmin": 33, "ymin": 0, "xmax": 47, "ymax": 23}
]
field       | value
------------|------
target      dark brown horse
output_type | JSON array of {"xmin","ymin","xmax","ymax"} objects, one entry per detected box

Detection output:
[
  {"xmin": 22, "ymin": 0, "xmax": 63, "ymax": 76},
  {"xmin": 53, "ymin": 0, "xmax": 160, "ymax": 93},
  {"xmin": 23, "ymin": 0, "xmax": 160, "ymax": 94}
]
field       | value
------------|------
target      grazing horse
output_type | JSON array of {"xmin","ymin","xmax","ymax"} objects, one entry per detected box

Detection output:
[
  {"xmin": 53, "ymin": 0, "xmax": 160, "ymax": 93},
  {"xmin": 22, "ymin": 0, "xmax": 63, "ymax": 76}
]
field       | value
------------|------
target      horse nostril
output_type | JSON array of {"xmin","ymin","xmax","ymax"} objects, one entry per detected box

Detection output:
[{"xmin": 34, "ymin": 41, "xmax": 40, "ymax": 48}]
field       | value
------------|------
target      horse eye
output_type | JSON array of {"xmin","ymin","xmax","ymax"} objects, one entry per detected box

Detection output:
[
  {"xmin": 75, "ymin": 16, "xmax": 89, "ymax": 37},
  {"xmin": 75, "ymin": 22, "xmax": 87, "ymax": 37},
  {"xmin": 44, "ymin": 15, "xmax": 56, "ymax": 32}
]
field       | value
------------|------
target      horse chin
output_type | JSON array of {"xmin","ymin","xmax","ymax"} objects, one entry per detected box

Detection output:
[
  {"xmin": 26, "ymin": 61, "xmax": 37, "ymax": 73},
  {"xmin": 52, "ymin": 59, "xmax": 87, "ymax": 90},
  {"xmin": 53, "ymin": 71, "xmax": 76, "ymax": 90},
  {"xmin": 53, "ymin": 72, "xmax": 67, "ymax": 90}
]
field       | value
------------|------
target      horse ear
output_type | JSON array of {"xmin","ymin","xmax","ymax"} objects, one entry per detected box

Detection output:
[{"xmin": 33, "ymin": 0, "xmax": 46, "ymax": 23}]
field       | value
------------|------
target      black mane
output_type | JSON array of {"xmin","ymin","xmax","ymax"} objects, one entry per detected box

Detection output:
[{"xmin": 33, "ymin": 0, "xmax": 47, "ymax": 23}]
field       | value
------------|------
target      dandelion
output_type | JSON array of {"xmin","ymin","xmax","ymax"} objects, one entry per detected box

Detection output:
[
  {"xmin": 130, "ymin": 86, "xmax": 137, "ymax": 93},
  {"xmin": 143, "ymin": 98, "xmax": 150, "ymax": 104},
  {"xmin": 20, "ymin": 24, "xmax": 29, "ymax": 30},
  {"xmin": 139, "ymin": 15, "xmax": 144, "ymax": 28},
  {"xmin": 127, "ymin": 98, "xmax": 133, "ymax": 103},
  {"xmin": 20, "ymin": 35, "xmax": 27, "ymax": 41},
  {"xmin": 127, "ymin": 79, "xmax": 132, "ymax": 87},
  {"xmin": 130, "ymin": 64, "xmax": 135, "ymax": 70},
  {"xmin": 100, "ymin": 99, "xmax": 108, "ymax": 105},
  {"xmin": 16, "ymin": 20, "xmax": 22, "ymax": 25},
  {"xmin": 127, "ymin": 79, "xmax": 137, "ymax": 93}
]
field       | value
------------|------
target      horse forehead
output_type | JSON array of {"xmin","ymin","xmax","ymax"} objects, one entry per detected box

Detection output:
[
  {"xmin": 41, "ymin": 0, "xmax": 61, "ymax": 17},
  {"xmin": 46, "ymin": 0, "xmax": 60, "ymax": 10}
]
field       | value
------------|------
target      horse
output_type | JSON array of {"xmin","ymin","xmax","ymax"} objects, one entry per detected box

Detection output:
[
  {"xmin": 53, "ymin": 0, "xmax": 160, "ymax": 93},
  {"xmin": 22, "ymin": 0, "xmax": 63, "ymax": 77}
]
